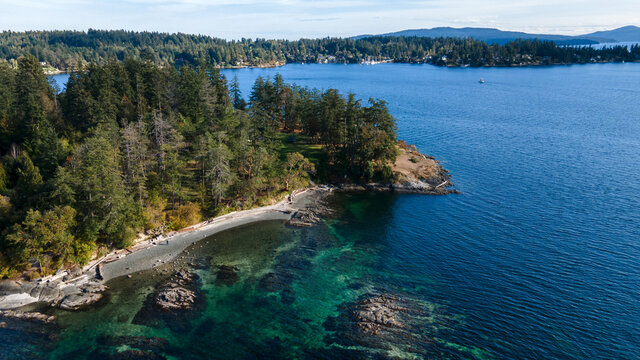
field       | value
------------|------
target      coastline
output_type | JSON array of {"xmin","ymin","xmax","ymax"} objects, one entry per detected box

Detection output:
[
  {"xmin": 0, "ymin": 188, "xmax": 321, "ymax": 310},
  {"xmin": 46, "ymin": 60, "xmax": 640, "ymax": 77},
  {"xmin": 99, "ymin": 195, "xmax": 299, "ymax": 282},
  {"xmin": 0, "ymin": 163, "xmax": 456, "ymax": 312}
]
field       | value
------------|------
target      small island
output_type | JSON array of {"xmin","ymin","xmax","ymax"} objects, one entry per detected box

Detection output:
[{"xmin": 0, "ymin": 56, "xmax": 455, "ymax": 311}]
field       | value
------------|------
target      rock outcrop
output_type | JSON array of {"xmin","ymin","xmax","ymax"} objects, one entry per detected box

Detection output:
[
  {"xmin": 322, "ymin": 292, "xmax": 451, "ymax": 358},
  {"xmin": 352, "ymin": 294, "xmax": 406, "ymax": 335},
  {"xmin": 155, "ymin": 287, "xmax": 196, "ymax": 311},
  {"xmin": 287, "ymin": 194, "xmax": 335, "ymax": 227},
  {"xmin": 57, "ymin": 281, "xmax": 107, "ymax": 310},
  {"xmin": 0, "ymin": 273, "xmax": 107, "ymax": 311},
  {"xmin": 0, "ymin": 310, "xmax": 56, "ymax": 324},
  {"xmin": 154, "ymin": 270, "xmax": 198, "ymax": 311},
  {"xmin": 133, "ymin": 269, "xmax": 204, "ymax": 334},
  {"xmin": 287, "ymin": 209, "xmax": 322, "ymax": 227},
  {"xmin": 58, "ymin": 292, "xmax": 103, "ymax": 311},
  {"xmin": 334, "ymin": 144, "xmax": 459, "ymax": 195}
]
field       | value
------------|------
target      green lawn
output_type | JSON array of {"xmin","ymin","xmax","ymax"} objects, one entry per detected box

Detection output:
[
  {"xmin": 277, "ymin": 133, "xmax": 324, "ymax": 163},
  {"xmin": 276, "ymin": 132, "xmax": 329, "ymax": 182}
]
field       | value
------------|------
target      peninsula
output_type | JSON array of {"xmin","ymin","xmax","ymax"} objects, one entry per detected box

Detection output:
[{"xmin": 0, "ymin": 56, "xmax": 455, "ymax": 311}]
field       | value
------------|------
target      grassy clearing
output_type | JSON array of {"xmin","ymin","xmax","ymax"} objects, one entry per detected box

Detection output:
[
  {"xmin": 277, "ymin": 133, "xmax": 324, "ymax": 163},
  {"xmin": 276, "ymin": 132, "xmax": 329, "ymax": 182}
]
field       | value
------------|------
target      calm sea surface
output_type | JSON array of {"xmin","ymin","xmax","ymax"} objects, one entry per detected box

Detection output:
[{"xmin": 28, "ymin": 64, "xmax": 640, "ymax": 359}]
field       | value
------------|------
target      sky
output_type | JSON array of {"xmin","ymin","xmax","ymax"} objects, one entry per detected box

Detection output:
[{"xmin": 1, "ymin": 0, "xmax": 639, "ymax": 40}]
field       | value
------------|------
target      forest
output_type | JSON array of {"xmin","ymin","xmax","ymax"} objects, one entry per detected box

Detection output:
[
  {"xmin": 1, "ymin": 30, "xmax": 639, "ymax": 70},
  {"xmin": 0, "ymin": 56, "xmax": 398, "ymax": 278}
]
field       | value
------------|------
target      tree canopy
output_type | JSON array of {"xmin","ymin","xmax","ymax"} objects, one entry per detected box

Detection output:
[
  {"xmin": 1, "ymin": 30, "xmax": 638, "ymax": 71},
  {"xmin": 0, "ymin": 56, "xmax": 399, "ymax": 277}
]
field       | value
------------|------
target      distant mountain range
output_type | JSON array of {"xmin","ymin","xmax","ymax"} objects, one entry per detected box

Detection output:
[{"xmin": 354, "ymin": 26, "xmax": 640, "ymax": 45}]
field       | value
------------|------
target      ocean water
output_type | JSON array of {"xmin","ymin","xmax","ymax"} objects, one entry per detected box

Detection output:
[
  {"xmin": 49, "ymin": 73, "xmax": 70, "ymax": 93},
  {"xmin": 24, "ymin": 63, "xmax": 640, "ymax": 359}
]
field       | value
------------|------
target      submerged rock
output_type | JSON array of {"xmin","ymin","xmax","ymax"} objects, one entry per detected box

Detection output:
[
  {"xmin": 173, "ymin": 270, "xmax": 195, "ymax": 285},
  {"xmin": 322, "ymin": 292, "xmax": 454, "ymax": 358},
  {"xmin": 352, "ymin": 294, "xmax": 406, "ymax": 335},
  {"xmin": 258, "ymin": 271, "xmax": 295, "ymax": 293},
  {"xmin": 155, "ymin": 287, "xmax": 196, "ymax": 310},
  {"xmin": 215, "ymin": 265, "xmax": 239, "ymax": 286},
  {"xmin": 90, "ymin": 349, "xmax": 167, "ymax": 360},
  {"xmin": 96, "ymin": 335, "xmax": 170, "ymax": 353},
  {"xmin": 133, "ymin": 270, "xmax": 204, "ymax": 333},
  {"xmin": 0, "ymin": 310, "xmax": 56, "ymax": 324}
]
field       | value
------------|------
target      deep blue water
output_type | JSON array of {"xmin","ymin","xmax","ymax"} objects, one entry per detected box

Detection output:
[
  {"xmin": 40, "ymin": 63, "xmax": 640, "ymax": 359},
  {"xmin": 224, "ymin": 63, "xmax": 640, "ymax": 359}
]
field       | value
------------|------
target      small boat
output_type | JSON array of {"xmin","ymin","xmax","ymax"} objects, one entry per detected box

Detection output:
[{"xmin": 478, "ymin": 78, "xmax": 485, "ymax": 84}]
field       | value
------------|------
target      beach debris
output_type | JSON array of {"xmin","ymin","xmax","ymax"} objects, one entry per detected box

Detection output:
[{"xmin": 96, "ymin": 264, "xmax": 104, "ymax": 280}]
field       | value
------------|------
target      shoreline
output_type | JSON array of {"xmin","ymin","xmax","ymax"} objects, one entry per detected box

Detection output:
[
  {"xmin": 0, "ymin": 187, "xmax": 322, "ymax": 310},
  {"xmin": 0, "ymin": 175, "xmax": 456, "ymax": 312},
  {"xmin": 46, "ymin": 60, "xmax": 640, "ymax": 78}
]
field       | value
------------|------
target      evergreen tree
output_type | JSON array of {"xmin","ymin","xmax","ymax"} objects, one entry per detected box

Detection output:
[
  {"xmin": 69, "ymin": 128, "xmax": 139, "ymax": 248},
  {"xmin": 6, "ymin": 206, "xmax": 76, "ymax": 273},
  {"xmin": 230, "ymin": 75, "xmax": 246, "ymax": 110}
]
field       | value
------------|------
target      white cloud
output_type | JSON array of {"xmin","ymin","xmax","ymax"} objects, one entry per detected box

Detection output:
[{"xmin": 0, "ymin": 0, "xmax": 638, "ymax": 38}]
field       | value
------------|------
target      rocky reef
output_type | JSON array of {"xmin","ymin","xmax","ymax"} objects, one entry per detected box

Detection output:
[
  {"xmin": 322, "ymin": 291, "xmax": 460, "ymax": 358},
  {"xmin": 0, "ymin": 309, "xmax": 56, "ymax": 324},
  {"xmin": 351, "ymin": 294, "xmax": 406, "ymax": 335},
  {"xmin": 88, "ymin": 335, "xmax": 175, "ymax": 359},
  {"xmin": 154, "ymin": 270, "xmax": 197, "ymax": 311},
  {"xmin": 215, "ymin": 265, "xmax": 240, "ymax": 286},
  {"xmin": 133, "ymin": 268, "xmax": 205, "ymax": 333}
]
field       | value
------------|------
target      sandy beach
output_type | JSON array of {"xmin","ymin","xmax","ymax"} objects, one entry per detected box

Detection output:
[
  {"xmin": 100, "ymin": 203, "xmax": 293, "ymax": 281},
  {"xmin": 98, "ymin": 187, "xmax": 327, "ymax": 281},
  {"xmin": 0, "ymin": 188, "xmax": 326, "ymax": 310}
]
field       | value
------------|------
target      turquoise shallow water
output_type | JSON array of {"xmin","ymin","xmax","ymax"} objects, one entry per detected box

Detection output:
[{"xmin": 19, "ymin": 63, "xmax": 640, "ymax": 359}]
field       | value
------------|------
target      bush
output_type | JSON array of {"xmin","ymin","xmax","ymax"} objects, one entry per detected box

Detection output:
[
  {"xmin": 143, "ymin": 195, "xmax": 167, "ymax": 230},
  {"xmin": 168, "ymin": 202, "xmax": 202, "ymax": 231},
  {"xmin": 72, "ymin": 239, "xmax": 96, "ymax": 265},
  {"xmin": 112, "ymin": 224, "xmax": 138, "ymax": 249},
  {"xmin": 381, "ymin": 165, "xmax": 394, "ymax": 181},
  {"xmin": 409, "ymin": 156, "xmax": 419, "ymax": 163}
]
